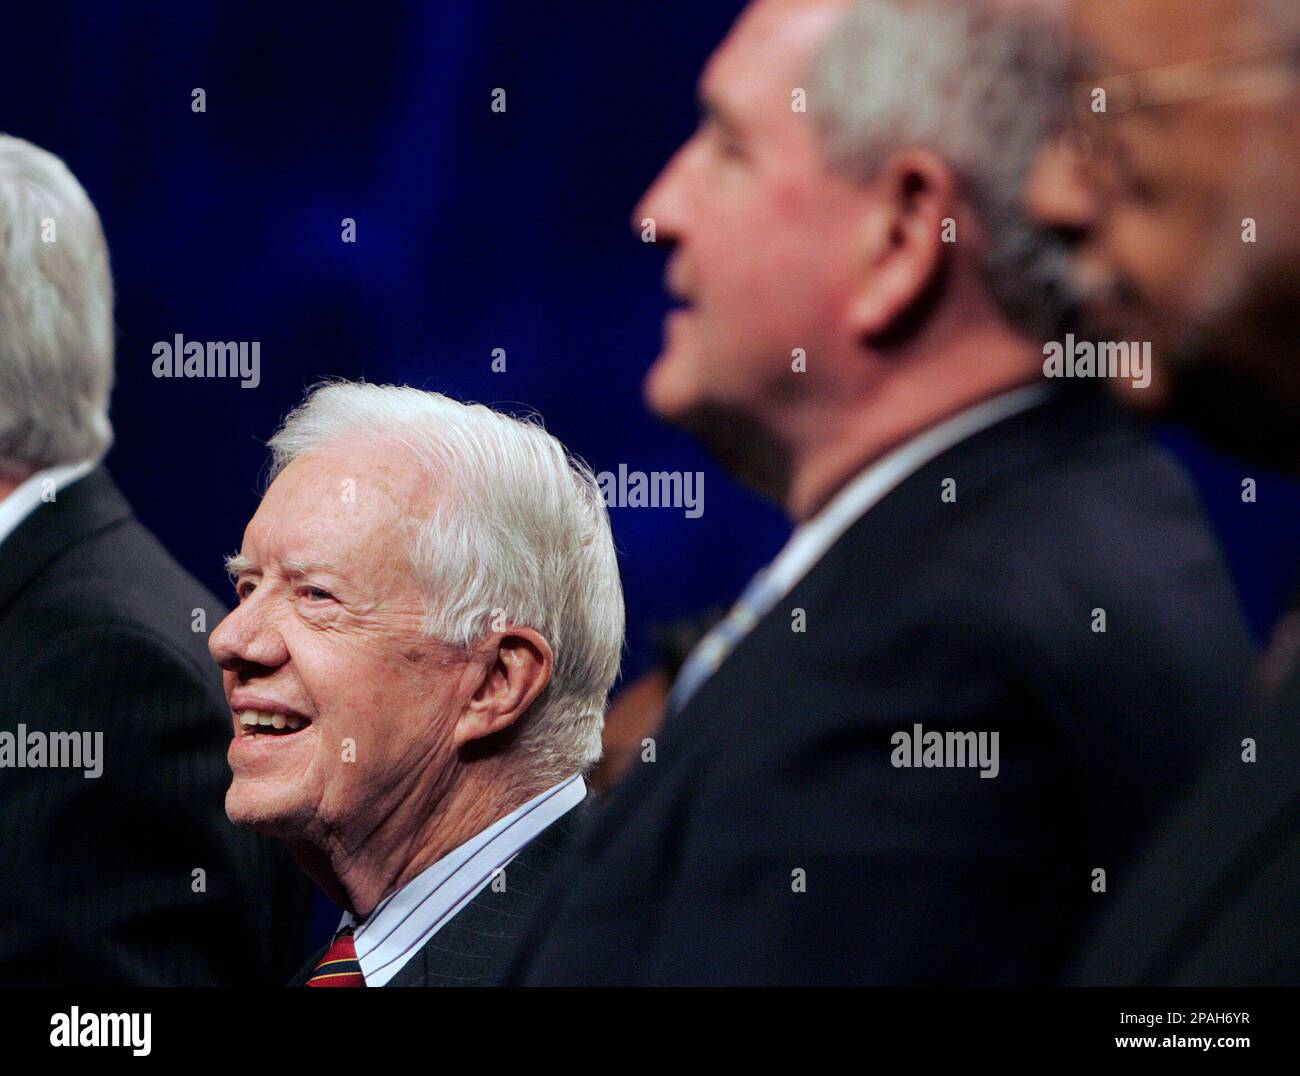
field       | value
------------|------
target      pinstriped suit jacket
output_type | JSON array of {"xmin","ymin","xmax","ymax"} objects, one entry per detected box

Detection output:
[{"xmin": 0, "ymin": 466, "xmax": 314, "ymax": 985}]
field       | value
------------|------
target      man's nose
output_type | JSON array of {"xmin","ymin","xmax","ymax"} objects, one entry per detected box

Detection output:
[
  {"xmin": 631, "ymin": 140, "xmax": 692, "ymax": 246},
  {"xmin": 1024, "ymin": 134, "xmax": 1102, "ymax": 240},
  {"xmin": 209, "ymin": 599, "xmax": 288, "ymax": 672}
]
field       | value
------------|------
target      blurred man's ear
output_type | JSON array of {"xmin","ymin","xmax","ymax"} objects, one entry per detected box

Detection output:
[
  {"xmin": 1025, "ymin": 133, "xmax": 1099, "ymax": 239},
  {"xmin": 455, "ymin": 628, "xmax": 553, "ymax": 746},
  {"xmin": 847, "ymin": 148, "xmax": 958, "ymax": 342}
]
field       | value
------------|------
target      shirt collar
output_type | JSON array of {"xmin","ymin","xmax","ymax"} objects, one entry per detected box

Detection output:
[
  {"xmin": 341, "ymin": 772, "xmax": 587, "ymax": 986},
  {"xmin": 0, "ymin": 459, "xmax": 97, "ymax": 554},
  {"xmin": 763, "ymin": 384, "xmax": 1052, "ymax": 601}
]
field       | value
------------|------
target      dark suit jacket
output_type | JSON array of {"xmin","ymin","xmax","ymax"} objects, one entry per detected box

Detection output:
[
  {"xmin": 0, "ymin": 466, "xmax": 314, "ymax": 985},
  {"xmin": 1068, "ymin": 656, "xmax": 1300, "ymax": 985},
  {"xmin": 289, "ymin": 795, "xmax": 593, "ymax": 987},
  {"xmin": 507, "ymin": 386, "xmax": 1257, "ymax": 985}
]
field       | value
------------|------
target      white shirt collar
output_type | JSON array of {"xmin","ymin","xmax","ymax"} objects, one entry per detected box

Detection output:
[
  {"xmin": 340, "ymin": 773, "xmax": 587, "ymax": 986},
  {"xmin": 762, "ymin": 384, "xmax": 1052, "ymax": 602},
  {"xmin": 0, "ymin": 459, "xmax": 97, "ymax": 554}
]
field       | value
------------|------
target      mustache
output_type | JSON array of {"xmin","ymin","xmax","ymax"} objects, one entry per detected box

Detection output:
[{"xmin": 1053, "ymin": 252, "xmax": 1139, "ymax": 341}]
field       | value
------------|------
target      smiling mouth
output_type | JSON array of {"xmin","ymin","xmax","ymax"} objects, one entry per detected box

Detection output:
[{"xmin": 235, "ymin": 709, "xmax": 312, "ymax": 737}]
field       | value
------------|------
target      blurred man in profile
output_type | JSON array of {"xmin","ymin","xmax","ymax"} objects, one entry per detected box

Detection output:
[
  {"xmin": 0, "ymin": 134, "xmax": 311, "ymax": 984},
  {"xmin": 1029, "ymin": 0, "xmax": 1300, "ymax": 984},
  {"xmin": 211, "ymin": 383, "xmax": 623, "ymax": 987},
  {"xmin": 506, "ymin": 0, "xmax": 1256, "ymax": 985}
]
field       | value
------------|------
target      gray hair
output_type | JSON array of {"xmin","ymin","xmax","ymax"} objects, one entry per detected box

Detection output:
[
  {"xmin": 806, "ymin": 0, "xmax": 1077, "ymax": 338},
  {"xmin": 266, "ymin": 381, "xmax": 624, "ymax": 782},
  {"xmin": 0, "ymin": 135, "xmax": 114, "ymax": 479}
]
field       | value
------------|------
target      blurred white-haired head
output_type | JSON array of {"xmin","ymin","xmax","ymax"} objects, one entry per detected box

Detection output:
[
  {"xmin": 0, "ymin": 135, "xmax": 114, "ymax": 481},
  {"xmin": 267, "ymin": 381, "xmax": 625, "ymax": 780}
]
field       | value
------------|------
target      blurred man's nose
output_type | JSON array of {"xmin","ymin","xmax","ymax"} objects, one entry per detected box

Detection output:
[
  {"xmin": 209, "ymin": 599, "xmax": 288, "ymax": 673},
  {"xmin": 631, "ymin": 140, "xmax": 693, "ymax": 246},
  {"xmin": 1025, "ymin": 135, "xmax": 1101, "ymax": 241}
]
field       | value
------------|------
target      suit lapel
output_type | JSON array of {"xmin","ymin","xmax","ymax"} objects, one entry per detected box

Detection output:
[
  {"xmin": 383, "ymin": 793, "xmax": 595, "ymax": 987},
  {"xmin": 287, "ymin": 940, "xmax": 331, "ymax": 987},
  {"xmin": 579, "ymin": 386, "xmax": 1135, "ymax": 857},
  {"xmin": 1072, "ymin": 662, "xmax": 1300, "ymax": 984}
]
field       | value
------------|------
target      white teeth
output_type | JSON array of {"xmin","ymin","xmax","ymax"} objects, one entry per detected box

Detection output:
[{"xmin": 236, "ymin": 708, "xmax": 308, "ymax": 733}]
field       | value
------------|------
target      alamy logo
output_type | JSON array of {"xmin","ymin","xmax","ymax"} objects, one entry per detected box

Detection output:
[
  {"xmin": 152, "ymin": 333, "xmax": 261, "ymax": 388},
  {"xmin": 50, "ymin": 1008, "xmax": 150, "ymax": 1056},
  {"xmin": 890, "ymin": 723, "xmax": 1000, "ymax": 779},
  {"xmin": 0, "ymin": 725, "xmax": 102, "ymax": 778},
  {"xmin": 596, "ymin": 464, "xmax": 704, "ymax": 518},
  {"xmin": 1042, "ymin": 334, "xmax": 1151, "ymax": 389}
]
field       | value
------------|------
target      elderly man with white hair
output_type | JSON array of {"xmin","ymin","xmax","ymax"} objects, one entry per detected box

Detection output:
[
  {"xmin": 211, "ymin": 382, "xmax": 624, "ymax": 987},
  {"xmin": 0, "ymin": 133, "xmax": 312, "ymax": 985}
]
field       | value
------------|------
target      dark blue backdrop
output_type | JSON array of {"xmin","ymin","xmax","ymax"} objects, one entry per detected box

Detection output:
[{"xmin": 4, "ymin": 0, "xmax": 1297, "ymax": 682}]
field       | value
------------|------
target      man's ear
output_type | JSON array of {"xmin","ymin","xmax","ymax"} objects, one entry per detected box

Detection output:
[
  {"xmin": 848, "ymin": 148, "xmax": 958, "ymax": 342},
  {"xmin": 454, "ymin": 628, "xmax": 553, "ymax": 747}
]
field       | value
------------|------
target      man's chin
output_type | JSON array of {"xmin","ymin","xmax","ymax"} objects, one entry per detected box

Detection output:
[
  {"xmin": 225, "ymin": 782, "xmax": 308, "ymax": 838},
  {"xmin": 643, "ymin": 346, "xmax": 792, "ymax": 501},
  {"xmin": 642, "ymin": 350, "xmax": 701, "ymax": 424}
]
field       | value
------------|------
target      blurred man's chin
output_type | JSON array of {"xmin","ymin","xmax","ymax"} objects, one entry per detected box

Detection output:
[
  {"xmin": 642, "ymin": 348, "xmax": 703, "ymax": 424},
  {"xmin": 643, "ymin": 343, "xmax": 792, "ymax": 500}
]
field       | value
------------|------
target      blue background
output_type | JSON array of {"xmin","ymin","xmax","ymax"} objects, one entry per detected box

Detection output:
[{"xmin": 4, "ymin": 0, "xmax": 1296, "ymax": 680}]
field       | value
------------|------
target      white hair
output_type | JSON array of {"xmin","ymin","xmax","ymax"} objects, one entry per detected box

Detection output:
[
  {"xmin": 806, "ymin": 0, "xmax": 1078, "ymax": 338},
  {"xmin": 266, "ymin": 381, "xmax": 625, "ymax": 782},
  {"xmin": 0, "ymin": 135, "xmax": 114, "ymax": 479}
]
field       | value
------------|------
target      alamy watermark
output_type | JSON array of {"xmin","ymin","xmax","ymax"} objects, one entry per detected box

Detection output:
[
  {"xmin": 50, "ymin": 1007, "xmax": 150, "ymax": 1056},
  {"xmin": 0, "ymin": 725, "xmax": 102, "ymax": 778},
  {"xmin": 891, "ymin": 723, "xmax": 999, "ymax": 779},
  {"xmin": 1043, "ymin": 334, "xmax": 1151, "ymax": 389},
  {"xmin": 152, "ymin": 333, "xmax": 260, "ymax": 388},
  {"xmin": 596, "ymin": 464, "xmax": 704, "ymax": 519}
]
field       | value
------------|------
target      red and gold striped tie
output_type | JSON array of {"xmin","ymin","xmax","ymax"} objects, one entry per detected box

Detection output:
[{"xmin": 306, "ymin": 926, "xmax": 366, "ymax": 987}]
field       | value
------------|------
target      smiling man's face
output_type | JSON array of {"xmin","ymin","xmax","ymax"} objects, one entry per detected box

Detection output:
[{"xmin": 210, "ymin": 443, "xmax": 470, "ymax": 847}]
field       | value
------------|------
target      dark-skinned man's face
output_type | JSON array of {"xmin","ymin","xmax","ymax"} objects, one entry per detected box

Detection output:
[{"xmin": 1030, "ymin": 0, "xmax": 1300, "ymax": 467}]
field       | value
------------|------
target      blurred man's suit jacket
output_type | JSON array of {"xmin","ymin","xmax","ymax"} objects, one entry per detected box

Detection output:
[
  {"xmin": 287, "ymin": 795, "xmax": 593, "ymax": 987},
  {"xmin": 1069, "ymin": 624, "xmax": 1300, "ymax": 985},
  {"xmin": 0, "ymin": 466, "xmax": 314, "ymax": 985},
  {"xmin": 506, "ymin": 385, "xmax": 1256, "ymax": 985}
]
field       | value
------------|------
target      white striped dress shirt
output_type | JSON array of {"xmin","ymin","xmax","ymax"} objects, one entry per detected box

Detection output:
[
  {"xmin": 339, "ymin": 773, "xmax": 586, "ymax": 986},
  {"xmin": 0, "ymin": 459, "xmax": 95, "ymax": 552}
]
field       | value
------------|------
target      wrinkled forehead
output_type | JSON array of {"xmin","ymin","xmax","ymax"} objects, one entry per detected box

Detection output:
[{"xmin": 244, "ymin": 444, "xmax": 430, "ymax": 565}]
